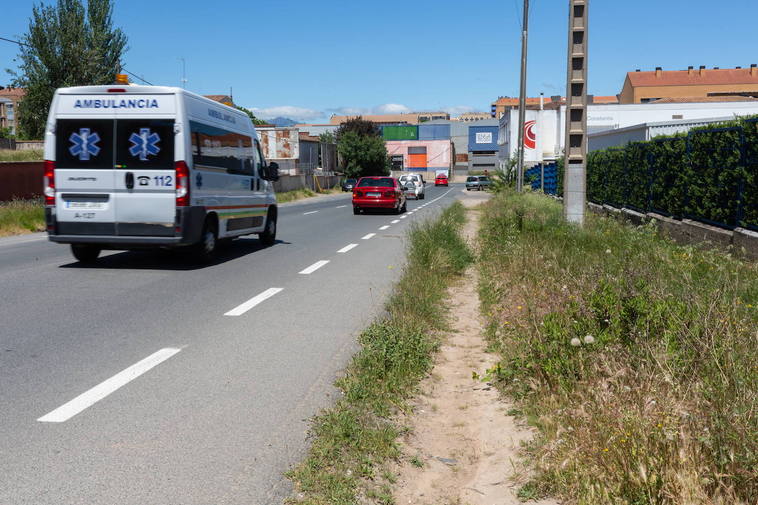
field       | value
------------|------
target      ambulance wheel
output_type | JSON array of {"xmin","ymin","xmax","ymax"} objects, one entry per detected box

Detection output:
[
  {"xmin": 71, "ymin": 244, "xmax": 101, "ymax": 263},
  {"xmin": 195, "ymin": 218, "xmax": 218, "ymax": 262},
  {"xmin": 259, "ymin": 210, "xmax": 277, "ymax": 246}
]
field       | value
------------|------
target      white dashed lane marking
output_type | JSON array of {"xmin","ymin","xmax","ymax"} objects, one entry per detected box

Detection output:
[
  {"xmin": 337, "ymin": 244, "xmax": 358, "ymax": 253},
  {"xmin": 224, "ymin": 287, "xmax": 283, "ymax": 316},
  {"xmin": 303, "ymin": 211, "xmax": 318, "ymax": 215},
  {"xmin": 299, "ymin": 260, "xmax": 330, "ymax": 275},
  {"xmin": 379, "ymin": 225, "xmax": 390, "ymax": 230},
  {"xmin": 362, "ymin": 233, "xmax": 376, "ymax": 240},
  {"xmin": 37, "ymin": 348, "xmax": 182, "ymax": 423}
]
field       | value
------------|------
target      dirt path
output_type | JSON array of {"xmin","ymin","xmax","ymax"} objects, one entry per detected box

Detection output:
[{"xmin": 391, "ymin": 192, "xmax": 558, "ymax": 505}]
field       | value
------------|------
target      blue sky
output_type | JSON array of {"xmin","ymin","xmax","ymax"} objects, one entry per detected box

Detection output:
[{"xmin": 2, "ymin": 0, "xmax": 757, "ymax": 122}]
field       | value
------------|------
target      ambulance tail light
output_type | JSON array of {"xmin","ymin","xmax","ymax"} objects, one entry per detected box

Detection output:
[
  {"xmin": 43, "ymin": 160, "xmax": 56, "ymax": 206},
  {"xmin": 175, "ymin": 160, "xmax": 190, "ymax": 207}
]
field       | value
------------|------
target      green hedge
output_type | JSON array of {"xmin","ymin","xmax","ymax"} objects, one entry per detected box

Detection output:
[{"xmin": 587, "ymin": 116, "xmax": 758, "ymax": 229}]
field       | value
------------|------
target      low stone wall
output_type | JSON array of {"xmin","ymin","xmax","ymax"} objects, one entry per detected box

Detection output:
[
  {"xmin": 0, "ymin": 161, "xmax": 44, "ymax": 201},
  {"xmin": 588, "ymin": 202, "xmax": 758, "ymax": 261}
]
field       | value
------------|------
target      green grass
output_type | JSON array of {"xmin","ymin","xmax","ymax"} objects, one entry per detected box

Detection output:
[
  {"xmin": 287, "ymin": 202, "xmax": 472, "ymax": 504},
  {"xmin": 0, "ymin": 199, "xmax": 45, "ymax": 236},
  {"xmin": 477, "ymin": 190, "xmax": 758, "ymax": 505},
  {"xmin": 0, "ymin": 149, "xmax": 43, "ymax": 162}
]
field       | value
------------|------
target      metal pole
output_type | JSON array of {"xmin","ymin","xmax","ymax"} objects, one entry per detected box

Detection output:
[{"xmin": 516, "ymin": 0, "xmax": 530, "ymax": 192}]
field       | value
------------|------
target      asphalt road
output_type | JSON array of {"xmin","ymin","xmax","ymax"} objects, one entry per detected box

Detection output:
[{"xmin": 0, "ymin": 184, "xmax": 461, "ymax": 505}]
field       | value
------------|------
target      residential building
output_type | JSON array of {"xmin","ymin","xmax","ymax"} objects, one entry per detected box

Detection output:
[
  {"xmin": 204, "ymin": 94, "xmax": 234, "ymax": 106},
  {"xmin": 0, "ymin": 87, "xmax": 26, "ymax": 135},
  {"xmin": 329, "ymin": 111, "xmax": 449, "ymax": 126},
  {"xmin": 619, "ymin": 65, "xmax": 758, "ymax": 104}
]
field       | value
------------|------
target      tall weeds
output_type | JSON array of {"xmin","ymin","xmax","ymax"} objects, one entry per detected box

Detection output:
[
  {"xmin": 0, "ymin": 199, "xmax": 45, "ymax": 236},
  {"xmin": 478, "ymin": 191, "xmax": 757, "ymax": 504}
]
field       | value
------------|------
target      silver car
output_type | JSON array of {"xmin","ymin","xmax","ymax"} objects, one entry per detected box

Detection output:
[{"xmin": 466, "ymin": 175, "xmax": 491, "ymax": 191}]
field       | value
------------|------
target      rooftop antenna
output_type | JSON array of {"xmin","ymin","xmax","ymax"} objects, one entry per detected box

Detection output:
[{"xmin": 179, "ymin": 57, "xmax": 187, "ymax": 89}]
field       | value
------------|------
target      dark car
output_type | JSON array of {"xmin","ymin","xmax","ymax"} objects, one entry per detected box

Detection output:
[
  {"xmin": 352, "ymin": 176, "xmax": 407, "ymax": 214},
  {"xmin": 341, "ymin": 178, "xmax": 357, "ymax": 192}
]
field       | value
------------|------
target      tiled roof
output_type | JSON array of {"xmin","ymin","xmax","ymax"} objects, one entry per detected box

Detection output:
[
  {"xmin": 627, "ymin": 68, "xmax": 758, "ymax": 87},
  {"xmin": 493, "ymin": 95, "xmax": 618, "ymax": 106},
  {"xmin": 0, "ymin": 87, "xmax": 26, "ymax": 99},
  {"xmin": 204, "ymin": 94, "xmax": 233, "ymax": 105}
]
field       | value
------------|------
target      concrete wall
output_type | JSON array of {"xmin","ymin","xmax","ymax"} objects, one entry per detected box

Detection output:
[
  {"xmin": 273, "ymin": 174, "xmax": 339, "ymax": 193},
  {"xmin": 587, "ymin": 202, "xmax": 758, "ymax": 261}
]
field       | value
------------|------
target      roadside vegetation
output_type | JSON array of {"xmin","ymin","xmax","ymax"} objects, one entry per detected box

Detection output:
[
  {"xmin": 0, "ymin": 149, "xmax": 43, "ymax": 162},
  {"xmin": 287, "ymin": 202, "xmax": 472, "ymax": 504},
  {"xmin": 276, "ymin": 186, "xmax": 340, "ymax": 204},
  {"xmin": 477, "ymin": 190, "xmax": 757, "ymax": 504},
  {"xmin": 0, "ymin": 199, "xmax": 45, "ymax": 236}
]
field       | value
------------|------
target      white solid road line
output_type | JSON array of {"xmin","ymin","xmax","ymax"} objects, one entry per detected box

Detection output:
[
  {"xmin": 224, "ymin": 287, "xmax": 284, "ymax": 316},
  {"xmin": 391, "ymin": 219, "xmax": 400, "ymax": 224},
  {"xmin": 379, "ymin": 225, "xmax": 390, "ymax": 230},
  {"xmin": 37, "ymin": 348, "xmax": 182, "ymax": 423},
  {"xmin": 362, "ymin": 233, "xmax": 376, "ymax": 240},
  {"xmin": 338, "ymin": 243, "xmax": 358, "ymax": 253},
  {"xmin": 299, "ymin": 260, "xmax": 330, "ymax": 275},
  {"xmin": 303, "ymin": 211, "xmax": 319, "ymax": 215}
]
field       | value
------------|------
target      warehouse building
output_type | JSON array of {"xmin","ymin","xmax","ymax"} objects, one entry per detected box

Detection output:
[
  {"xmin": 619, "ymin": 65, "xmax": 758, "ymax": 104},
  {"xmin": 497, "ymin": 99, "xmax": 758, "ymax": 169},
  {"xmin": 383, "ymin": 124, "xmax": 453, "ymax": 177}
]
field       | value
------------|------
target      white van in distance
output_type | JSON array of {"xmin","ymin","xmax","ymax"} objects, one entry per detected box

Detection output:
[{"xmin": 43, "ymin": 83, "xmax": 279, "ymax": 262}]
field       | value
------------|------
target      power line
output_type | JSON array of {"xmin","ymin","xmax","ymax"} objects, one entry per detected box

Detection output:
[{"xmin": 0, "ymin": 34, "xmax": 153, "ymax": 85}]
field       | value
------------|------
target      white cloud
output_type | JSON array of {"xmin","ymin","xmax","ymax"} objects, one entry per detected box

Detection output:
[
  {"xmin": 249, "ymin": 105, "xmax": 322, "ymax": 122},
  {"xmin": 326, "ymin": 106, "xmax": 370, "ymax": 116},
  {"xmin": 442, "ymin": 105, "xmax": 481, "ymax": 115},
  {"xmin": 372, "ymin": 103, "xmax": 411, "ymax": 114}
]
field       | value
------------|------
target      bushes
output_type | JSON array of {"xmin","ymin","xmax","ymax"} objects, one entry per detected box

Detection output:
[
  {"xmin": 587, "ymin": 116, "xmax": 758, "ymax": 229},
  {"xmin": 478, "ymin": 191, "xmax": 758, "ymax": 504}
]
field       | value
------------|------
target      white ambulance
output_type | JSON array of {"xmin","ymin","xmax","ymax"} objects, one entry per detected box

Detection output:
[{"xmin": 43, "ymin": 80, "xmax": 279, "ymax": 262}]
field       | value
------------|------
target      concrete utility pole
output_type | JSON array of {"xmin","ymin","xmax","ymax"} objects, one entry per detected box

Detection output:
[
  {"xmin": 563, "ymin": 0, "xmax": 589, "ymax": 224},
  {"xmin": 516, "ymin": 0, "xmax": 529, "ymax": 192}
]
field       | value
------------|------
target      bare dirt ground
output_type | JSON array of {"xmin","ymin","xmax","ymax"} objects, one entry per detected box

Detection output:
[{"xmin": 391, "ymin": 191, "xmax": 558, "ymax": 505}]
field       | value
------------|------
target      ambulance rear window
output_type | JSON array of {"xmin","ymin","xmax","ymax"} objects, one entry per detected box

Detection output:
[
  {"xmin": 55, "ymin": 119, "xmax": 114, "ymax": 169},
  {"xmin": 115, "ymin": 119, "xmax": 174, "ymax": 169}
]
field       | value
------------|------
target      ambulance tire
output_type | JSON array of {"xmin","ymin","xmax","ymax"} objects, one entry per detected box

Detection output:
[
  {"xmin": 194, "ymin": 217, "xmax": 218, "ymax": 263},
  {"xmin": 71, "ymin": 244, "xmax": 101, "ymax": 263},
  {"xmin": 259, "ymin": 209, "xmax": 277, "ymax": 246}
]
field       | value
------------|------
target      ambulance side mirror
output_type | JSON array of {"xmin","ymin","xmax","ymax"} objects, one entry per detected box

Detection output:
[{"xmin": 264, "ymin": 162, "xmax": 279, "ymax": 182}]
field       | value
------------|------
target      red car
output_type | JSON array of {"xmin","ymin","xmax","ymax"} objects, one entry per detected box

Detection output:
[
  {"xmin": 352, "ymin": 176, "xmax": 407, "ymax": 215},
  {"xmin": 435, "ymin": 174, "xmax": 449, "ymax": 186}
]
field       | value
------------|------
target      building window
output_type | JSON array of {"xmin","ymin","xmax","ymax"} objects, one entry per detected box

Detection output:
[{"xmin": 6, "ymin": 103, "xmax": 13, "ymax": 120}]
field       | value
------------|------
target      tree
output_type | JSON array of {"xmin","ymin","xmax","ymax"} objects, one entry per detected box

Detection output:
[
  {"xmin": 337, "ymin": 131, "xmax": 389, "ymax": 178},
  {"xmin": 335, "ymin": 117, "xmax": 388, "ymax": 177},
  {"xmin": 235, "ymin": 105, "xmax": 267, "ymax": 126},
  {"xmin": 318, "ymin": 131, "xmax": 335, "ymax": 144},
  {"xmin": 10, "ymin": 0, "xmax": 128, "ymax": 139}
]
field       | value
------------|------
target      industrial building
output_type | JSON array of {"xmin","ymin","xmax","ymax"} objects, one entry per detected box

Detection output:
[
  {"xmin": 257, "ymin": 127, "xmax": 337, "ymax": 175},
  {"xmin": 330, "ymin": 111, "xmax": 449, "ymax": 126},
  {"xmin": 468, "ymin": 125, "xmax": 499, "ymax": 172},
  {"xmin": 587, "ymin": 116, "xmax": 737, "ymax": 151},
  {"xmin": 497, "ymin": 100, "xmax": 758, "ymax": 168},
  {"xmin": 382, "ymin": 124, "xmax": 453, "ymax": 175}
]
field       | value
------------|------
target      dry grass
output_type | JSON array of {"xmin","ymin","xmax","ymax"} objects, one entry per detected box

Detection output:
[
  {"xmin": 477, "ymin": 190, "xmax": 757, "ymax": 505},
  {"xmin": 0, "ymin": 199, "xmax": 45, "ymax": 236},
  {"xmin": 0, "ymin": 149, "xmax": 43, "ymax": 162}
]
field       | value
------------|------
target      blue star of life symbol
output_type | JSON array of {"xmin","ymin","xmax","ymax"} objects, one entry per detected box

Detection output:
[
  {"xmin": 128, "ymin": 128, "xmax": 161, "ymax": 161},
  {"xmin": 68, "ymin": 128, "xmax": 101, "ymax": 161}
]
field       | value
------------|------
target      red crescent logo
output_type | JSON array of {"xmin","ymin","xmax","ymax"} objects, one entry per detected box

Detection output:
[{"xmin": 524, "ymin": 120, "xmax": 536, "ymax": 149}]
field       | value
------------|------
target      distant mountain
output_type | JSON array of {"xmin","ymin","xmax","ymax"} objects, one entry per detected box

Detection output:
[{"xmin": 268, "ymin": 117, "xmax": 298, "ymax": 127}]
